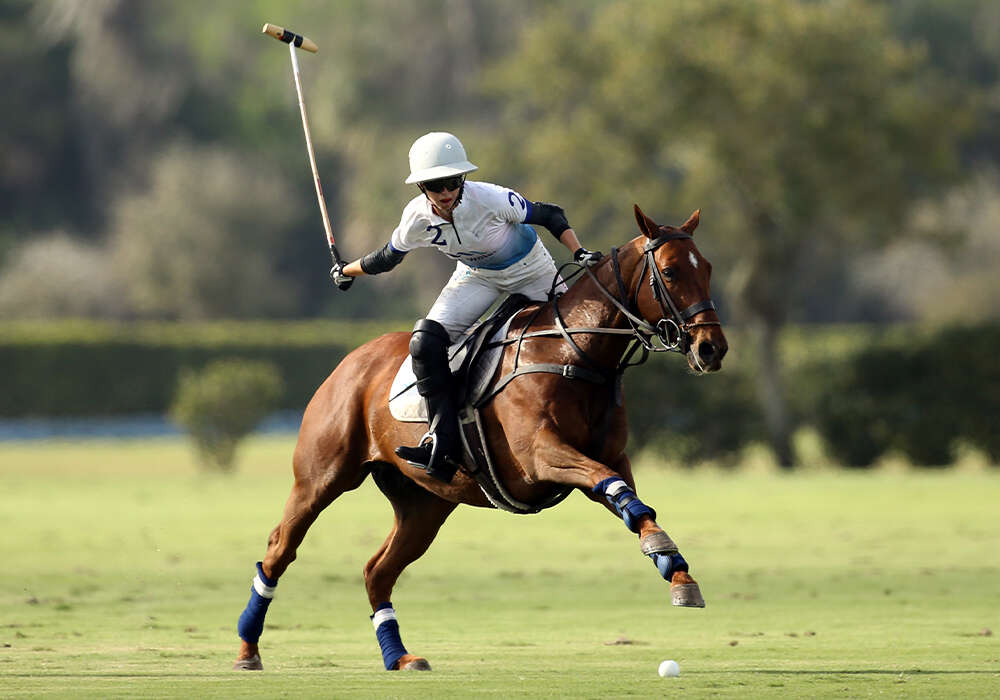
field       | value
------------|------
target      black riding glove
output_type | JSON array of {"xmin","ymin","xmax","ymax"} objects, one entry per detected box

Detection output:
[
  {"xmin": 573, "ymin": 247, "xmax": 603, "ymax": 267},
  {"xmin": 330, "ymin": 262, "xmax": 354, "ymax": 291}
]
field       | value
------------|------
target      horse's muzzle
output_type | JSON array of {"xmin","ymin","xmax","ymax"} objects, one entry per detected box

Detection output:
[{"xmin": 689, "ymin": 337, "xmax": 727, "ymax": 373}]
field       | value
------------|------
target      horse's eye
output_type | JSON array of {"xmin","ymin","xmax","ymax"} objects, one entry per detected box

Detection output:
[{"xmin": 661, "ymin": 267, "xmax": 675, "ymax": 282}]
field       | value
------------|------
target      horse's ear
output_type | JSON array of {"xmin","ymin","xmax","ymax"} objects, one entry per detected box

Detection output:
[
  {"xmin": 680, "ymin": 209, "xmax": 701, "ymax": 235},
  {"xmin": 634, "ymin": 204, "xmax": 660, "ymax": 239}
]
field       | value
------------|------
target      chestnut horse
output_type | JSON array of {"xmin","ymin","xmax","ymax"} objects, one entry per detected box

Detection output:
[{"xmin": 234, "ymin": 204, "xmax": 728, "ymax": 671}]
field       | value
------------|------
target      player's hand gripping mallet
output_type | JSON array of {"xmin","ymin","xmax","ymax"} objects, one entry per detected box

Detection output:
[{"xmin": 261, "ymin": 23, "xmax": 343, "ymax": 266}]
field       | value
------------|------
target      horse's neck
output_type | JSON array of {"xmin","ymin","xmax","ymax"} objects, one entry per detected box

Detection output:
[{"xmin": 551, "ymin": 243, "xmax": 644, "ymax": 365}]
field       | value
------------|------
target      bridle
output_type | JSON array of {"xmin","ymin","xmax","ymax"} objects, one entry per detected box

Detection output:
[
  {"xmin": 483, "ymin": 231, "xmax": 722, "ymax": 397},
  {"xmin": 584, "ymin": 232, "xmax": 720, "ymax": 355},
  {"xmin": 471, "ymin": 229, "xmax": 723, "ymax": 450}
]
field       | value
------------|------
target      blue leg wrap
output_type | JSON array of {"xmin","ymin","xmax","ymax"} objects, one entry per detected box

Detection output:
[
  {"xmin": 593, "ymin": 477, "xmax": 656, "ymax": 534},
  {"xmin": 237, "ymin": 561, "xmax": 277, "ymax": 644},
  {"xmin": 371, "ymin": 602, "xmax": 408, "ymax": 670},
  {"xmin": 650, "ymin": 551, "xmax": 689, "ymax": 582}
]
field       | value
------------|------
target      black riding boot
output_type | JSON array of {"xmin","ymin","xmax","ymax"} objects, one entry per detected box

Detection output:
[{"xmin": 394, "ymin": 319, "xmax": 462, "ymax": 483}]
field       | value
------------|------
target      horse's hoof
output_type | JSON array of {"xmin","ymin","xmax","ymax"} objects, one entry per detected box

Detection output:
[
  {"xmin": 639, "ymin": 530, "xmax": 679, "ymax": 556},
  {"xmin": 233, "ymin": 654, "xmax": 263, "ymax": 670},
  {"xmin": 397, "ymin": 654, "xmax": 432, "ymax": 671},
  {"xmin": 670, "ymin": 571, "xmax": 706, "ymax": 608}
]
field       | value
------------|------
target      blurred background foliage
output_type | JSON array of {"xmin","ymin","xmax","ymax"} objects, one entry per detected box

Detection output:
[{"xmin": 1, "ymin": 0, "xmax": 998, "ymax": 466}]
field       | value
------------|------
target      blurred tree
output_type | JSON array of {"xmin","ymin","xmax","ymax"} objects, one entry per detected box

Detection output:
[
  {"xmin": 33, "ymin": 0, "xmax": 192, "ymax": 212},
  {"xmin": 889, "ymin": 0, "xmax": 1000, "ymax": 166},
  {"xmin": 107, "ymin": 143, "xmax": 306, "ymax": 319},
  {"xmin": 790, "ymin": 0, "xmax": 1000, "ymax": 325},
  {"xmin": 2, "ymin": 0, "xmax": 991, "ymax": 335},
  {"xmin": 0, "ymin": 232, "xmax": 125, "ymax": 318},
  {"xmin": 873, "ymin": 1, "xmax": 1000, "ymax": 324},
  {"xmin": 854, "ymin": 169, "xmax": 1000, "ymax": 322},
  {"xmin": 486, "ymin": 0, "xmax": 970, "ymax": 465},
  {"xmin": 0, "ymin": 0, "xmax": 94, "ymax": 250},
  {"xmin": 8, "ymin": 0, "xmax": 548, "ymax": 320},
  {"xmin": 21, "ymin": 1, "xmax": 339, "ymax": 316}
]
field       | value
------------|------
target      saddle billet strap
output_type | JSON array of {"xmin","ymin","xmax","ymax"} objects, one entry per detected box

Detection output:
[
  {"xmin": 457, "ymin": 412, "xmax": 517, "ymax": 513},
  {"xmin": 459, "ymin": 406, "xmax": 572, "ymax": 515},
  {"xmin": 475, "ymin": 362, "xmax": 607, "ymax": 408},
  {"xmin": 482, "ymin": 327, "xmax": 653, "ymax": 376},
  {"xmin": 486, "ymin": 327, "xmax": 635, "ymax": 346}
]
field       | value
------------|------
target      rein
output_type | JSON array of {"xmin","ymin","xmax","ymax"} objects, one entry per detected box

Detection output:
[
  {"xmin": 488, "ymin": 232, "xmax": 719, "ymax": 373},
  {"xmin": 476, "ymin": 232, "xmax": 719, "ymax": 416}
]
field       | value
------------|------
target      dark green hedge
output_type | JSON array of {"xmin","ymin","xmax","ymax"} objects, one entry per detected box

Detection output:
[
  {"xmin": 625, "ymin": 322, "xmax": 998, "ymax": 466},
  {"xmin": 624, "ymin": 338, "xmax": 763, "ymax": 464},
  {"xmin": 0, "ymin": 320, "xmax": 407, "ymax": 417},
  {"xmin": 2, "ymin": 320, "xmax": 996, "ymax": 466},
  {"xmin": 805, "ymin": 323, "xmax": 1000, "ymax": 466}
]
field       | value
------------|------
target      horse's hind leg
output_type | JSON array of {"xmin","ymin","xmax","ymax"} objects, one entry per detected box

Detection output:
[
  {"xmin": 233, "ymin": 459, "xmax": 367, "ymax": 670},
  {"xmin": 363, "ymin": 464, "xmax": 457, "ymax": 671}
]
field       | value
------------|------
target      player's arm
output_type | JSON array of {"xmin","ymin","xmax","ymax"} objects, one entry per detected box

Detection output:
[{"xmin": 525, "ymin": 201, "xmax": 592, "ymax": 259}]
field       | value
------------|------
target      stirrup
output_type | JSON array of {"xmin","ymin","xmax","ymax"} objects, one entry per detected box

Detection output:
[
  {"xmin": 395, "ymin": 432, "xmax": 459, "ymax": 483},
  {"xmin": 397, "ymin": 431, "xmax": 437, "ymax": 467}
]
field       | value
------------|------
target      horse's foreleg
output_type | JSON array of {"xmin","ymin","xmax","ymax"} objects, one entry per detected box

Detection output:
[
  {"xmin": 533, "ymin": 442, "xmax": 705, "ymax": 607},
  {"xmin": 364, "ymin": 467, "xmax": 457, "ymax": 671},
  {"xmin": 590, "ymin": 457, "xmax": 705, "ymax": 607},
  {"xmin": 591, "ymin": 474, "xmax": 703, "ymax": 603}
]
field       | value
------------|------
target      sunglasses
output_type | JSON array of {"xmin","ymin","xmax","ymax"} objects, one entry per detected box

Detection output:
[{"xmin": 420, "ymin": 175, "xmax": 464, "ymax": 193}]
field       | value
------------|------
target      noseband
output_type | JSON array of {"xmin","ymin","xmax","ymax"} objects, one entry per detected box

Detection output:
[{"xmin": 592, "ymin": 232, "xmax": 720, "ymax": 354}]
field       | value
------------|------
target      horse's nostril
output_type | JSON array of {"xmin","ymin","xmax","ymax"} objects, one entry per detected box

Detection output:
[{"xmin": 698, "ymin": 342, "xmax": 716, "ymax": 363}]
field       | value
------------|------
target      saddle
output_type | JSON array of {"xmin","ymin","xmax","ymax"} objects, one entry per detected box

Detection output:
[{"xmin": 388, "ymin": 295, "xmax": 575, "ymax": 514}]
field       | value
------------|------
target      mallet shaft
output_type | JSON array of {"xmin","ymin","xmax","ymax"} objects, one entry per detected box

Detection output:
[{"xmin": 287, "ymin": 43, "xmax": 340, "ymax": 261}]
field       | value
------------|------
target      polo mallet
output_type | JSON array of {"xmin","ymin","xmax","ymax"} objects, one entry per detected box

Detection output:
[{"xmin": 261, "ymin": 23, "xmax": 343, "ymax": 266}]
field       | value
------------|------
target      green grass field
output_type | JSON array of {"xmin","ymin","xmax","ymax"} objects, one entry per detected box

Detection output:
[{"xmin": 2, "ymin": 437, "xmax": 998, "ymax": 698}]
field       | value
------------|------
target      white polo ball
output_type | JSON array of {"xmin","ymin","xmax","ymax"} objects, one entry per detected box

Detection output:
[{"xmin": 658, "ymin": 659, "xmax": 680, "ymax": 677}]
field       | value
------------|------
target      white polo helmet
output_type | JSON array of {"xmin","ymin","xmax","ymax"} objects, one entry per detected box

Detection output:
[{"xmin": 405, "ymin": 132, "xmax": 478, "ymax": 184}]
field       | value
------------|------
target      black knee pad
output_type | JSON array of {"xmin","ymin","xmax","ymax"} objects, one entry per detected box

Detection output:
[
  {"xmin": 409, "ymin": 319, "xmax": 450, "ymax": 360},
  {"xmin": 409, "ymin": 319, "xmax": 451, "ymax": 396}
]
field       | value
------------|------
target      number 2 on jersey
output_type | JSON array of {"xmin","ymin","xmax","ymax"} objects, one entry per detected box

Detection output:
[
  {"xmin": 508, "ymin": 191, "xmax": 526, "ymax": 211},
  {"xmin": 427, "ymin": 224, "xmax": 446, "ymax": 246}
]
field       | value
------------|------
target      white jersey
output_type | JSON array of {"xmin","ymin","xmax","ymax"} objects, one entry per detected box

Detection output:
[{"xmin": 389, "ymin": 181, "xmax": 538, "ymax": 270}]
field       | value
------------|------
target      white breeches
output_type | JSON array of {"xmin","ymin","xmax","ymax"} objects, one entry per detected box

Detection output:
[{"xmin": 426, "ymin": 238, "xmax": 567, "ymax": 341}]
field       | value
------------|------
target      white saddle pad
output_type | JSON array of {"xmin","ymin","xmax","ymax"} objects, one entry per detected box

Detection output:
[{"xmin": 388, "ymin": 316, "xmax": 517, "ymax": 422}]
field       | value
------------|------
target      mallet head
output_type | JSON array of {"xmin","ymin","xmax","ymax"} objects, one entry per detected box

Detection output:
[{"xmin": 262, "ymin": 23, "xmax": 318, "ymax": 53}]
